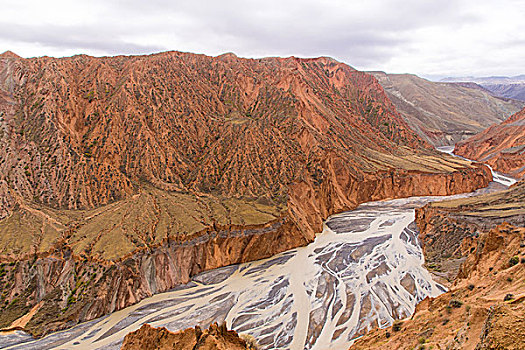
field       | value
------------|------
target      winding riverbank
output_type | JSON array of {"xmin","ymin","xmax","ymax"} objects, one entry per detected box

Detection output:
[
  {"xmin": 0, "ymin": 177, "xmax": 511, "ymax": 350},
  {"xmin": 1, "ymin": 149, "xmax": 516, "ymax": 349}
]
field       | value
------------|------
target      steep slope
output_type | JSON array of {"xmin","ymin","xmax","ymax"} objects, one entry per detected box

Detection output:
[
  {"xmin": 371, "ymin": 72, "xmax": 524, "ymax": 146},
  {"xmin": 455, "ymin": 107, "xmax": 525, "ymax": 179},
  {"xmin": 351, "ymin": 181, "xmax": 525, "ymax": 349},
  {"xmin": 0, "ymin": 51, "xmax": 491, "ymax": 336}
]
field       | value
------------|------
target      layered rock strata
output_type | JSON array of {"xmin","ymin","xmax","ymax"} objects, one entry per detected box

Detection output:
[
  {"xmin": 351, "ymin": 181, "xmax": 525, "ymax": 349},
  {"xmin": 0, "ymin": 51, "xmax": 492, "ymax": 336},
  {"xmin": 455, "ymin": 107, "xmax": 525, "ymax": 179}
]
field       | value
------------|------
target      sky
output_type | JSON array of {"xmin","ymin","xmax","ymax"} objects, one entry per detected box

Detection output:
[{"xmin": 1, "ymin": 0, "xmax": 524, "ymax": 80}]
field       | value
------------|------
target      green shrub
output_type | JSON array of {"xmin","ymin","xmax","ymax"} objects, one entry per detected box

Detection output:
[
  {"xmin": 449, "ymin": 299, "xmax": 463, "ymax": 308},
  {"xmin": 392, "ymin": 320, "xmax": 402, "ymax": 332}
]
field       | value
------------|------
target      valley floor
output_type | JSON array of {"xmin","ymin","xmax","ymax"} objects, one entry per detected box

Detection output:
[{"xmin": 0, "ymin": 183, "xmax": 510, "ymax": 350}]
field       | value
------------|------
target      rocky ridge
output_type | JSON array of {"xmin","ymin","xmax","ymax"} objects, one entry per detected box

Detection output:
[
  {"xmin": 120, "ymin": 323, "xmax": 255, "ymax": 350},
  {"xmin": 0, "ymin": 51, "xmax": 492, "ymax": 336},
  {"xmin": 455, "ymin": 106, "xmax": 525, "ymax": 179}
]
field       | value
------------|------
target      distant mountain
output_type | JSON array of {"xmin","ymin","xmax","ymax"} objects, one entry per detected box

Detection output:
[
  {"xmin": 455, "ymin": 106, "xmax": 525, "ymax": 179},
  {"xmin": 441, "ymin": 75, "xmax": 525, "ymax": 101},
  {"xmin": 370, "ymin": 72, "xmax": 524, "ymax": 146},
  {"xmin": 441, "ymin": 75, "xmax": 525, "ymax": 84},
  {"xmin": 482, "ymin": 83, "xmax": 525, "ymax": 101}
]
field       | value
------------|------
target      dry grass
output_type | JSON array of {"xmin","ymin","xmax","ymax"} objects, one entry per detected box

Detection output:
[
  {"xmin": 429, "ymin": 181, "xmax": 525, "ymax": 219},
  {"xmin": 0, "ymin": 186, "xmax": 284, "ymax": 261},
  {"xmin": 365, "ymin": 148, "xmax": 472, "ymax": 173}
]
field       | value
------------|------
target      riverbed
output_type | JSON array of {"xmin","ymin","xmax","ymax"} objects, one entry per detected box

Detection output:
[{"xmin": 0, "ymin": 162, "xmax": 514, "ymax": 350}]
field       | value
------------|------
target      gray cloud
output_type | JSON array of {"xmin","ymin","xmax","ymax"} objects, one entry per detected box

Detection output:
[
  {"xmin": 0, "ymin": 22, "xmax": 165, "ymax": 55},
  {"xmin": 0, "ymin": 0, "xmax": 523, "ymax": 77}
]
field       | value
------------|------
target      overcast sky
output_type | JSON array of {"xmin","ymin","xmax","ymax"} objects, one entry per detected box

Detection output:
[{"xmin": 2, "ymin": 0, "xmax": 524, "ymax": 79}]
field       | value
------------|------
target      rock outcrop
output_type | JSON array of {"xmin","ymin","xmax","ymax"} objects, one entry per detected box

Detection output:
[
  {"xmin": 0, "ymin": 51, "xmax": 493, "ymax": 336},
  {"xmin": 351, "ymin": 181, "xmax": 525, "ymax": 349},
  {"xmin": 455, "ymin": 107, "xmax": 525, "ymax": 179},
  {"xmin": 370, "ymin": 72, "xmax": 524, "ymax": 146},
  {"xmin": 120, "ymin": 323, "xmax": 255, "ymax": 350}
]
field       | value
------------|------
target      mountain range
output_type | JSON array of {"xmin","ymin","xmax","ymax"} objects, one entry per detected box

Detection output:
[
  {"xmin": 441, "ymin": 75, "xmax": 525, "ymax": 102},
  {"xmin": 455, "ymin": 106, "xmax": 525, "ymax": 179},
  {"xmin": 370, "ymin": 72, "xmax": 524, "ymax": 146},
  {"xmin": 0, "ymin": 51, "xmax": 491, "ymax": 335}
]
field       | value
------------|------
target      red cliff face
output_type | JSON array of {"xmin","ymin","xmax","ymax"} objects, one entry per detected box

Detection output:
[
  {"xmin": 351, "ymin": 224, "xmax": 525, "ymax": 350},
  {"xmin": 121, "ymin": 323, "xmax": 254, "ymax": 350},
  {"xmin": 0, "ymin": 52, "xmax": 428, "ymax": 216},
  {"xmin": 351, "ymin": 181, "xmax": 525, "ymax": 350},
  {"xmin": 0, "ymin": 51, "xmax": 492, "ymax": 335},
  {"xmin": 455, "ymin": 107, "xmax": 525, "ymax": 179}
]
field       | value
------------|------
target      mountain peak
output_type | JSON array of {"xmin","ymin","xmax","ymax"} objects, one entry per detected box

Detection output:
[
  {"xmin": 217, "ymin": 52, "xmax": 238, "ymax": 60},
  {"xmin": 0, "ymin": 50, "xmax": 22, "ymax": 59}
]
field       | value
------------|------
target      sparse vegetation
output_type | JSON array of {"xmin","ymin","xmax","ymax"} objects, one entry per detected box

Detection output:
[
  {"xmin": 509, "ymin": 256, "xmax": 519, "ymax": 267},
  {"xmin": 449, "ymin": 299, "xmax": 463, "ymax": 308},
  {"xmin": 392, "ymin": 320, "xmax": 402, "ymax": 332}
]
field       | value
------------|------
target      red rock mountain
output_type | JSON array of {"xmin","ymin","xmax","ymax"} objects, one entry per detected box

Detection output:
[
  {"xmin": 0, "ymin": 52, "xmax": 429, "ymax": 220},
  {"xmin": 0, "ymin": 51, "xmax": 491, "ymax": 335},
  {"xmin": 455, "ymin": 107, "xmax": 525, "ymax": 179},
  {"xmin": 121, "ymin": 323, "xmax": 255, "ymax": 350}
]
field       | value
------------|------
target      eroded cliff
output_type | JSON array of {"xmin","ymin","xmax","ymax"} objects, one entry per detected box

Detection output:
[
  {"xmin": 120, "ymin": 323, "xmax": 255, "ymax": 350},
  {"xmin": 0, "ymin": 51, "xmax": 492, "ymax": 336},
  {"xmin": 351, "ymin": 181, "xmax": 525, "ymax": 349},
  {"xmin": 455, "ymin": 106, "xmax": 525, "ymax": 179}
]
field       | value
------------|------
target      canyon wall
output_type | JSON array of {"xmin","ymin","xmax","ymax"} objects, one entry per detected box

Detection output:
[
  {"xmin": 0, "ymin": 51, "xmax": 493, "ymax": 336},
  {"xmin": 455, "ymin": 106, "xmax": 525, "ymax": 179},
  {"xmin": 0, "ymin": 163, "xmax": 492, "ymax": 337},
  {"xmin": 351, "ymin": 181, "xmax": 525, "ymax": 349}
]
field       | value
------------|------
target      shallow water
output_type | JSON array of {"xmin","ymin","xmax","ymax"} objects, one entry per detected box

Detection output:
[
  {"xmin": 437, "ymin": 146, "xmax": 517, "ymax": 186},
  {"xmin": 1, "ymin": 153, "xmax": 512, "ymax": 350}
]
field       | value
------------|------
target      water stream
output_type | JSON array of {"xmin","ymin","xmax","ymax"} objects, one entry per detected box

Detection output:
[{"xmin": 0, "ymin": 152, "xmax": 515, "ymax": 350}]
